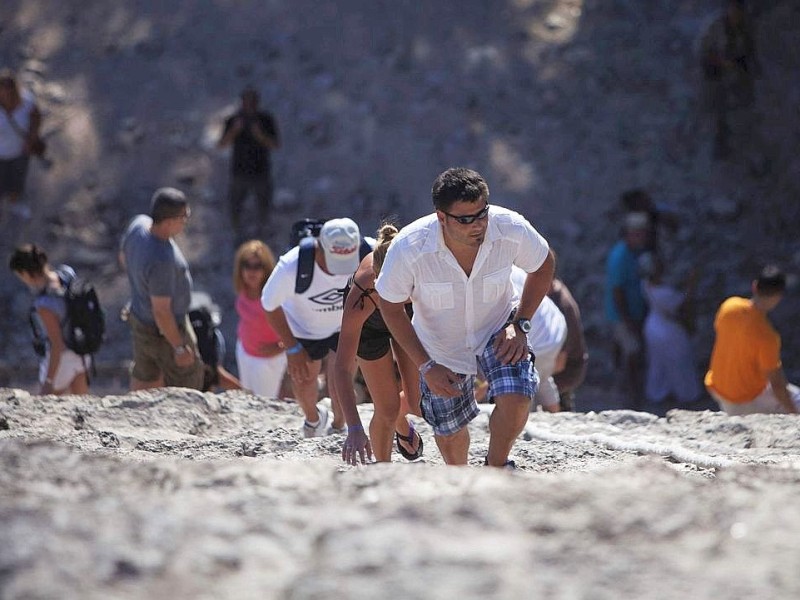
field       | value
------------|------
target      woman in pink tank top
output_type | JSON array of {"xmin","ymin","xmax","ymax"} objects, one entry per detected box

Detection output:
[{"xmin": 233, "ymin": 240, "xmax": 286, "ymax": 397}]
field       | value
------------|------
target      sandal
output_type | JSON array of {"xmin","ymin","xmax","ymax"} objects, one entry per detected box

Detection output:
[{"xmin": 395, "ymin": 421, "xmax": 424, "ymax": 461}]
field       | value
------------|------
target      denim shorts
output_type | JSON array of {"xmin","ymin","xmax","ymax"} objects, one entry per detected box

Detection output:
[{"xmin": 420, "ymin": 329, "xmax": 538, "ymax": 436}]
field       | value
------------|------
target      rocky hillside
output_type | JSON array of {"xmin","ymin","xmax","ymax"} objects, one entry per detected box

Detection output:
[{"xmin": 1, "ymin": 0, "xmax": 799, "ymax": 396}]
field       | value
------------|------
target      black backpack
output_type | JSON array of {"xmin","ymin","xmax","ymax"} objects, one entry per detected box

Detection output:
[
  {"xmin": 189, "ymin": 305, "xmax": 224, "ymax": 370},
  {"xmin": 188, "ymin": 292, "xmax": 226, "ymax": 392},
  {"xmin": 290, "ymin": 218, "xmax": 372, "ymax": 294},
  {"xmin": 30, "ymin": 265, "xmax": 106, "ymax": 357}
]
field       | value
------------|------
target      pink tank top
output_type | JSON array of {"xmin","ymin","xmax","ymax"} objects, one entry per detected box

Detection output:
[{"xmin": 236, "ymin": 293, "xmax": 281, "ymax": 356}]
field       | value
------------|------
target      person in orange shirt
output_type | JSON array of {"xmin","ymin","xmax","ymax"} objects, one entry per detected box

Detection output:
[{"xmin": 705, "ymin": 265, "xmax": 799, "ymax": 415}]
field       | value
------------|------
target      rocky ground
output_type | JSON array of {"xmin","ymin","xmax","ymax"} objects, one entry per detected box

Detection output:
[
  {"xmin": 1, "ymin": 0, "xmax": 799, "ymax": 395},
  {"xmin": 2, "ymin": 387, "xmax": 800, "ymax": 599}
]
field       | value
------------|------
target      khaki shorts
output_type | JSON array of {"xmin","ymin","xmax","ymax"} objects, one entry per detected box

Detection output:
[{"xmin": 129, "ymin": 314, "xmax": 205, "ymax": 390}]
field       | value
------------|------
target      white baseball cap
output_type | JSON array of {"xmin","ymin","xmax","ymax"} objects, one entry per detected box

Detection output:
[
  {"xmin": 625, "ymin": 211, "xmax": 650, "ymax": 230},
  {"xmin": 319, "ymin": 218, "xmax": 361, "ymax": 275}
]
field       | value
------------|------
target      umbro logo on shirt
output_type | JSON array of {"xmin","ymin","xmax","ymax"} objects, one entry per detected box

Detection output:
[{"xmin": 308, "ymin": 288, "xmax": 345, "ymax": 306}]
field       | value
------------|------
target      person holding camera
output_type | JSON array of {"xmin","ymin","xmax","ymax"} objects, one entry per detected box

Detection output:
[{"xmin": 217, "ymin": 86, "xmax": 280, "ymax": 243}]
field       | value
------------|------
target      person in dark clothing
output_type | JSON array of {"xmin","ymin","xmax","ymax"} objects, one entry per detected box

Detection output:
[
  {"xmin": 699, "ymin": 0, "xmax": 759, "ymax": 158},
  {"xmin": 217, "ymin": 87, "xmax": 280, "ymax": 242}
]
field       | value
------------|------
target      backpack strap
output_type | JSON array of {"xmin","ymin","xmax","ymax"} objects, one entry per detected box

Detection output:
[
  {"xmin": 295, "ymin": 237, "xmax": 374, "ymax": 294},
  {"xmin": 358, "ymin": 238, "xmax": 372, "ymax": 261},
  {"xmin": 295, "ymin": 237, "xmax": 317, "ymax": 294}
]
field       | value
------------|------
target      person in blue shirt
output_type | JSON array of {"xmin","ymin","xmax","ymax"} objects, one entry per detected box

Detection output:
[{"xmin": 605, "ymin": 212, "xmax": 649, "ymax": 407}]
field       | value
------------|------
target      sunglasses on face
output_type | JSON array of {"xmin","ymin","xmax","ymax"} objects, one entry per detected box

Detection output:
[
  {"xmin": 241, "ymin": 261, "xmax": 264, "ymax": 271},
  {"xmin": 441, "ymin": 203, "xmax": 490, "ymax": 225}
]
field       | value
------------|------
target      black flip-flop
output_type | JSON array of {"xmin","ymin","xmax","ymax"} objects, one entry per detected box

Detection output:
[{"xmin": 395, "ymin": 421, "xmax": 424, "ymax": 461}]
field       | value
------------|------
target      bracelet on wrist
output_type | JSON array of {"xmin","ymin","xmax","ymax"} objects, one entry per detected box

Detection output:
[
  {"xmin": 418, "ymin": 359, "xmax": 437, "ymax": 376},
  {"xmin": 348, "ymin": 424, "xmax": 364, "ymax": 431},
  {"xmin": 285, "ymin": 342, "xmax": 304, "ymax": 356}
]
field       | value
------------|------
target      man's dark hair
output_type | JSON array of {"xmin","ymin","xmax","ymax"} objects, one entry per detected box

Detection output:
[
  {"xmin": 620, "ymin": 189, "xmax": 653, "ymax": 213},
  {"xmin": 431, "ymin": 168, "xmax": 490, "ymax": 212},
  {"xmin": 755, "ymin": 264, "xmax": 786, "ymax": 296},
  {"xmin": 150, "ymin": 187, "xmax": 188, "ymax": 224},
  {"xmin": 9, "ymin": 243, "xmax": 48, "ymax": 276}
]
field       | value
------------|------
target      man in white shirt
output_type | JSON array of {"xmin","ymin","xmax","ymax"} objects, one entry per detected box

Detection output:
[
  {"xmin": 262, "ymin": 218, "xmax": 369, "ymax": 438},
  {"xmin": 376, "ymin": 168, "xmax": 555, "ymax": 467}
]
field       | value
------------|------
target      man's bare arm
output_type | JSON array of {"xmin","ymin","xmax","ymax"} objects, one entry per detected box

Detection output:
[
  {"xmin": 768, "ymin": 368, "xmax": 798, "ymax": 414},
  {"xmin": 516, "ymin": 249, "xmax": 555, "ymax": 321}
]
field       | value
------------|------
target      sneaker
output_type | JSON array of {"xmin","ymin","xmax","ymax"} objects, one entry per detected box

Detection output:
[{"xmin": 302, "ymin": 403, "xmax": 330, "ymax": 438}]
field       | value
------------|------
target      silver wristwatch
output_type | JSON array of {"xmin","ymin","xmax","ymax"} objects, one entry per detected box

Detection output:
[{"xmin": 515, "ymin": 318, "xmax": 532, "ymax": 334}]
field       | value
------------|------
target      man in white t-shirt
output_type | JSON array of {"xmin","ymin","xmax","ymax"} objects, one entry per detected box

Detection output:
[
  {"xmin": 376, "ymin": 168, "xmax": 555, "ymax": 467},
  {"xmin": 511, "ymin": 266, "xmax": 566, "ymax": 412},
  {"xmin": 262, "ymin": 218, "xmax": 370, "ymax": 438}
]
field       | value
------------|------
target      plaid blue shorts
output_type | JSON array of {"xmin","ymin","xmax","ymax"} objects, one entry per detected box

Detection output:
[{"xmin": 420, "ymin": 329, "xmax": 539, "ymax": 436}]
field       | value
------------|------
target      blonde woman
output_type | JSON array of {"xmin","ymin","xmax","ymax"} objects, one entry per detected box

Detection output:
[
  {"xmin": 337, "ymin": 223, "xmax": 423, "ymax": 465},
  {"xmin": 233, "ymin": 240, "xmax": 286, "ymax": 397},
  {"xmin": 9, "ymin": 244, "xmax": 88, "ymax": 395}
]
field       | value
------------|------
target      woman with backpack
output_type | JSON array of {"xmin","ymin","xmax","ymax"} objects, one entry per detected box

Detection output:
[
  {"xmin": 233, "ymin": 239, "xmax": 286, "ymax": 398},
  {"xmin": 9, "ymin": 244, "xmax": 88, "ymax": 395}
]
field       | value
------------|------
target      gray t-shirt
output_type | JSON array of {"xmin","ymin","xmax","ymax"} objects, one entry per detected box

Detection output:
[{"xmin": 121, "ymin": 214, "xmax": 193, "ymax": 326}]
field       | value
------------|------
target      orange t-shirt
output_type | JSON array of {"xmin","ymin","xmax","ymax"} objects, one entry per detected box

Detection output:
[{"xmin": 704, "ymin": 297, "xmax": 781, "ymax": 403}]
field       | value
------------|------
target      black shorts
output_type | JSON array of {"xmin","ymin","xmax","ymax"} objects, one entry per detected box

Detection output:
[
  {"xmin": 0, "ymin": 155, "xmax": 30, "ymax": 195},
  {"xmin": 297, "ymin": 332, "xmax": 340, "ymax": 361},
  {"xmin": 357, "ymin": 326, "xmax": 391, "ymax": 362}
]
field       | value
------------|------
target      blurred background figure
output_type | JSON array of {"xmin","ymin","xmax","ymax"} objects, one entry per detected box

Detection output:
[
  {"xmin": 699, "ymin": 0, "xmax": 760, "ymax": 159},
  {"xmin": 233, "ymin": 240, "xmax": 286, "ymax": 398},
  {"xmin": 639, "ymin": 253, "xmax": 702, "ymax": 415},
  {"xmin": 605, "ymin": 211, "xmax": 649, "ymax": 409},
  {"xmin": 9, "ymin": 244, "xmax": 88, "ymax": 395},
  {"xmin": 217, "ymin": 87, "xmax": 280, "ymax": 244},
  {"xmin": 619, "ymin": 189, "xmax": 679, "ymax": 255},
  {"xmin": 0, "ymin": 68, "xmax": 42, "ymax": 221},
  {"xmin": 705, "ymin": 265, "xmax": 799, "ymax": 415}
]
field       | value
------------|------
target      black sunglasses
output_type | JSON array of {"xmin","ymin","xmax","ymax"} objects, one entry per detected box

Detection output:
[
  {"xmin": 441, "ymin": 204, "xmax": 490, "ymax": 225},
  {"xmin": 242, "ymin": 261, "xmax": 265, "ymax": 270}
]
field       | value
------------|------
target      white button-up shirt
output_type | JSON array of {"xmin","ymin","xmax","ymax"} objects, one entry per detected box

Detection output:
[{"xmin": 376, "ymin": 205, "xmax": 549, "ymax": 374}]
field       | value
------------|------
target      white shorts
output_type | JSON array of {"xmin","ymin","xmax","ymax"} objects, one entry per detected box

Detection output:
[
  {"xmin": 236, "ymin": 340, "xmax": 288, "ymax": 398},
  {"xmin": 39, "ymin": 350, "xmax": 88, "ymax": 391},
  {"xmin": 710, "ymin": 383, "xmax": 800, "ymax": 416},
  {"xmin": 532, "ymin": 345, "xmax": 562, "ymax": 409}
]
